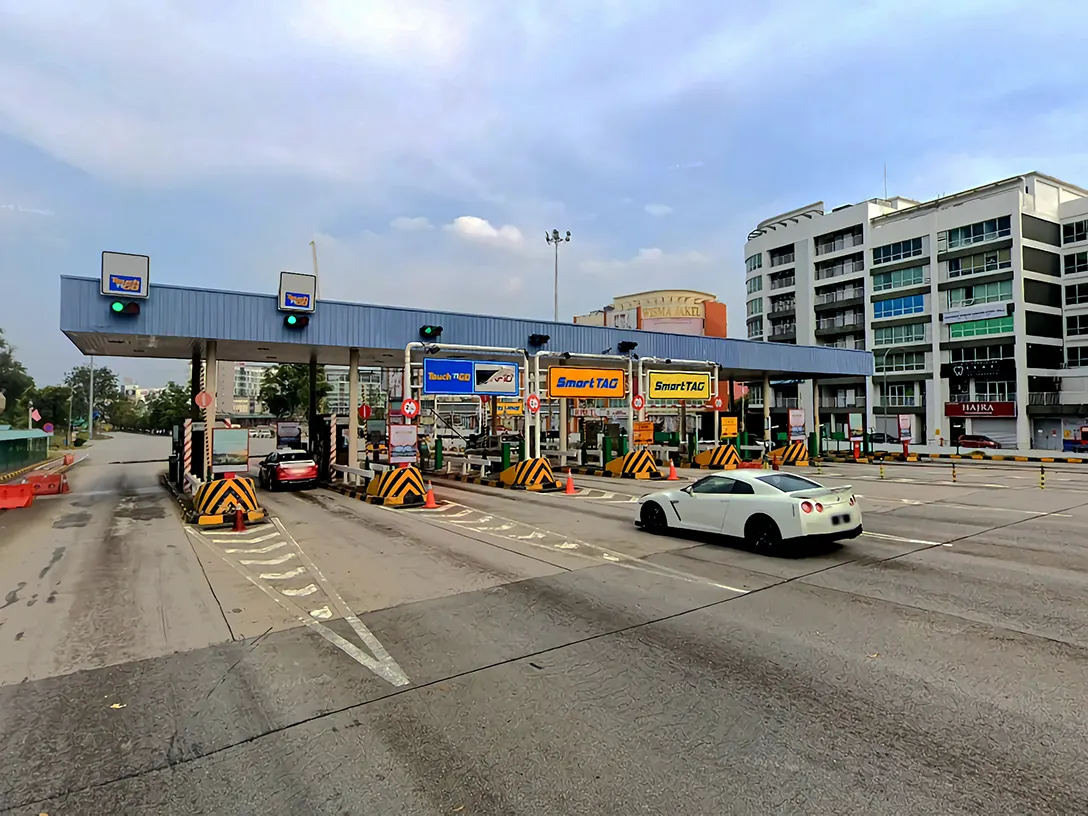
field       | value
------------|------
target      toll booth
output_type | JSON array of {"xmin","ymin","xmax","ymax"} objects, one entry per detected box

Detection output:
[{"xmin": 312, "ymin": 415, "xmax": 352, "ymax": 482}]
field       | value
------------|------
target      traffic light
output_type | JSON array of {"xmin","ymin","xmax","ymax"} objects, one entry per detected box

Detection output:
[
  {"xmin": 419, "ymin": 325, "xmax": 443, "ymax": 340},
  {"xmin": 617, "ymin": 340, "xmax": 638, "ymax": 354},
  {"xmin": 528, "ymin": 333, "xmax": 550, "ymax": 347},
  {"xmin": 109, "ymin": 300, "xmax": 141, "ymax": 316},
  {"xmin": 284, "ymin": 313, "xmax": 310, "ymax": 329}
]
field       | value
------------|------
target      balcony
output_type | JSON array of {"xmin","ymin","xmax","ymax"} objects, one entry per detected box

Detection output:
[
  {"xmin": 820, "ymin": 396, "xmax": 866, "ymax": 409},
  {"xmin": 818, "ymin": 337, "xmax": 865, "ymax": 350},
  {"xmin": 877, "ymin": 395, "xmax": 924, "ymax": 408},
  {"xmin": 816, "ymin": 316, "xmax": 862, "ymax": 331},
  {"xmin": 1028, "ymin": 391, "xmax": 1060, "ymax": 406},
  {"xmin": 770, "ymin": 252, "xmax": 795, "ymax": 268},
  {"xmin": 815, "ymin": 232, "xmax": 864, "ymax": 256},
  {"xmin": 950, "ymin": 392, "xmax": 1016, "ymax": 404},
  {"xmin": 814, "ymin": 287, "xmax": 864, "ymax": 305},
  {"xmin": 770, "ymin": 276, "xmax": 796, "ymax": 290},
  {"xmin": 770, "ymin": 299, "xmax": 796, "ymax": 313},
  {"xmin": 815, "ymin": 259, "xmax": 865, "ymax": 282},
  {"xmin": 773, "ymin": 397, "xmax": 800, "ymax": 408},
  {"xmin": 769, "ymin": 324, "xmax": 797, "ymax": 338}
]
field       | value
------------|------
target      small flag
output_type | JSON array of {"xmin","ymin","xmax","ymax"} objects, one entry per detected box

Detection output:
[{"xmin": 31, "ymin": 408, "xmax": 41, "ymax": 423}]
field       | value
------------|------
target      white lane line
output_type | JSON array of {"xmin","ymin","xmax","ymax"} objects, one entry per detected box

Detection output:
[
  {"xmin": 270, "ymin": 518, "xmax": 409, "ymax": 687},
  {"xmin": 260, "ymin": 566, "xmax": 308, "ymax": 580},
  {"xmin": 239, "ymin": 551, "xmax": 298, "ymax": 566},
  {"xmin": 280, "ymin": 584, "xmax": 319, "ymax": 597},
  {"xmin": 862, "ymin": 531, "xmax": 949, "ymax": 547},
  {"xmin": 309, "ymin": 606, "xmax": 333, "ymax": 620},
  {"xmin": 188, "ymin": 528, "xmax": 409, "ymax": 688},
  {"xmin": 856, "ymin": 495, "xmax": 1071, "ymax": 517},
  {"xmin": 210, "ymin": 531, "xmax": 280, "ymax": 545},
  {"xmin": 224, "ymin": 540, "xmax": 289, "ymax": 554}
]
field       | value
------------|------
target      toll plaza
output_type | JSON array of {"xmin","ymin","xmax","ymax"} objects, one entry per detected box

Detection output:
[{"xmin": 59, "ymin": 265, "xmax": 873, "ymax": 496}]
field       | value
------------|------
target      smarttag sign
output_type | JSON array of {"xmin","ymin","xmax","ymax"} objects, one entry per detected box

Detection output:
[
  {"xmin": 646, "ymin": 371, "xmax": 711, "ymax": 400},
  {"xmin": 422, "ymin": 358, "xmax": 520, "ymax": 396},
  {"xmin": 278, "ymin": 271, "xmax": 317, "ymax": 313},
  {"xmin": 100, "ymin": 251, "xmax": 150, "ymax": 299},
  {"xmin": 546, "ymin": 367, "xmax": 625, "ymax": 399}
]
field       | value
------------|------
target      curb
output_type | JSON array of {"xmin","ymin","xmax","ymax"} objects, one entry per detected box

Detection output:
[
  {"xmin": 323, "ymin": 481, "xmax": 425, "ymax": 508},
  {"xmin": 425, "ymin": 472, "xmax": 561, "ymax": 492}
]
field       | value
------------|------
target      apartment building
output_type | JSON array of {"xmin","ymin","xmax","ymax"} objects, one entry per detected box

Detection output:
[{"xmin": 744, "ymin": 173, "xmax": 1088, "ymax": 451}]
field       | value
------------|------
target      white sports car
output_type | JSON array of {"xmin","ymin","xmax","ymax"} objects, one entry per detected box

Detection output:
[{"xmin": 635, "ymin": 470, "xmax": 862, "ymax": 550}]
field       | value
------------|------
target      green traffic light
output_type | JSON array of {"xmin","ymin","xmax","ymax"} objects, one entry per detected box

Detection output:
[
  {"xmin": 286, "ymin": 314, "xmax": 298, "ymax": 325},
  {"xmin": 111, "ymin": 301, "xmax": 124, "ymax": 313}
]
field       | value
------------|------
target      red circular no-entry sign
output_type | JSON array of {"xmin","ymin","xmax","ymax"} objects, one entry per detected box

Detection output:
[
  {"xmin": 358, "ymin": 404, "xmax": 373, "ymax": 420},
  {"xmin": 710, "ymin": 396, "xmax": 725, "ymax": 410},
  {"xmin": 194, "ymin": 390, "xmax": 213, "ymax": 409},
  {"xmin": 526, "ymin": 393, "xmax": 541, "ymax": 414},
  {"xmin": 401, "ymin": 398, "xmax": 420, "ymax": 419},
  {"xmin": 632, "ymin": 394, "xmax": 645, "ymax": 410}
]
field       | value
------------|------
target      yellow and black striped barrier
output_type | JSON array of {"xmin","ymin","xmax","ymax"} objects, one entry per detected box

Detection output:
[
  {"xmin": 603, "ymin": 449, "xmax": 663, "ymax": 480},
  {"xmin": 770, "ymin": 441, "xmax": 809, "ymax": 466},
  {"xmin": 499, "ymin": 457, "xmax": 561, "ymax": 491},
  {"xmin": 688, "ymin": 445, "xmax": 741, "ymax": 470},
  {"xmin": 192, "ymin": 476, "xmax": 266, "ymax": 526},
  {"xmin": 362, "ymin": 465, "xmax": 427, "ymax": 506}
]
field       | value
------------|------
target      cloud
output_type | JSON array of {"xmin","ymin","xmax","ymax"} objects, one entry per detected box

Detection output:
[
  {"xmin": 644, "ymin": 203, "xmax": 673, "ymax": 216},
  {"xmin": 444, "ymin": 215, "xmax": 523, "ymax": 248},
  {"xmin": 581, "ymin": 247, "xmax": 709, "ymax": 274},
  {"xmin": 0, "ymin": 203, "xmax": 53, "ymax": 216},
  {"xmin": 390, "ymin": 216, "xmax": 433, "ymax": 232}
]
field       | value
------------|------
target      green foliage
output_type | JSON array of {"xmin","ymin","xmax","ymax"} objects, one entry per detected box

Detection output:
[
  {"xmin": 0, "ymin": 328, "xmax": 34, "ymax": 424},
  {"xmin": 144, "ymin": 381, "xmax": 192, "ymax": 430},
  {"xmin": 258, "ymin": 364, "xmax": 330, "ymax": 419},
  {"xmin": 65, "ymin": 364, "xmax": 121, "ymax": 424}
]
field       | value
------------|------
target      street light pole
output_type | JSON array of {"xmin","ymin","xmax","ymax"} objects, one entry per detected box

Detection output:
[{"xmin": 545, "ymin": 229, "xmax": 571, "ymax": 322}]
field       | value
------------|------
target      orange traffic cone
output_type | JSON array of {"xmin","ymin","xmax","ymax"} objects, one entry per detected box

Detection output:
[
  {"xmin": 423, "ymin": 482, "xmax": 439, "ymax": 509},
  {"xmin": 233, "ymin": 506, "xmax": 246, "ymax": 532},
  {"xmin": 565, "ymin": 469, "xmax": 576, "ymax": 495},
  {"xmin": 667, "ymin": 460, "xmax": 679, "ymax": 481}
]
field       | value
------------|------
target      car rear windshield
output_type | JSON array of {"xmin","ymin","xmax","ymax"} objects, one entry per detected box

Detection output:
[
  {"xmin": 756, "ymin": 473, "xmax": 822, "ymax": 492},
  {"xmin": 278, "ymin": 451, "xmax": 314, "ymax": 463}
]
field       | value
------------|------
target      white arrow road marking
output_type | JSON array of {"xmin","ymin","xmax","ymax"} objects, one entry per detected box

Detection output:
[
  {"xmin": 225, "ymin": 540, "xmax": 290, "ymax": 554},
  {"xmin": 260, "ymin": 566, "xmax": 308, "ymax": 580},
  {"xmin": 239, "ymin": 551, "xmax": 298, "ymax": 566},
  {"xmin": 309, "ymin": 606, "xmax": 333, "ymax": 620},
  {"xmin": 281, "ymin": 584, "xmax": 319, "ymax": 597},
  {"xmin": 211, "ymin": 531, "xmax": 280, "ymax": 545},
  {"xmin": 862, "ymin": 531, "xmax": 946, "ymax": 547},
  {"xmin": 187, "ymin": 524, "xmax": 409, "ymax": 688}
]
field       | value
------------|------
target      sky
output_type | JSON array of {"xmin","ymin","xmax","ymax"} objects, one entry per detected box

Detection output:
[{"xmin": 2, "ymin": 0, "xmax": 1087, "ymax": 387}]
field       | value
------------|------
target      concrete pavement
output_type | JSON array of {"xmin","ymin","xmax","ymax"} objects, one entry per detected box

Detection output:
[{"xmin": 1, "ymin": 434, "xmax": 1087, "ymax": 814}]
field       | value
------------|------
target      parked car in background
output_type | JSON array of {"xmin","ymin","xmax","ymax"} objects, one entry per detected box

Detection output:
[
  {"xmin": 257, "ymin": 448, "xmax": 319, "ymax": 490},
  {"xmin": 957, "ymin": 434, "xmax": 1000, "ymax": 449},
  {"xmin": 635, "ymin": 470, "xmax": 862, "ymax": 551}
]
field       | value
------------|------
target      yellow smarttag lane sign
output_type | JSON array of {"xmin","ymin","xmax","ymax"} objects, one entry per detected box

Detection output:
[
  {"xmin": 647, "ymin": 371, "xmax": 712, "ymax": 400},
  {"xmin": 546, "ymin": 367, "xmax": 626, "ymax": 399}
]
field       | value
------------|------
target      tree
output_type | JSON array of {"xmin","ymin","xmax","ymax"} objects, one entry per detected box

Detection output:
[
  {"xmin": 0, "ymin": 328, "xmax": 34, "ymax": 425},
  {"xmin": 258, "ymin": 364, "xmax": 330, "ymax": 418},
  {"xmin": 145, "ymin": 381, "xmax": 193, "ymax": 431},
  {"xmin": 64, "ymin": 364, "xmax": 120, "ymax": 425},
  {"xmin": 28, "ymin": 385, "xmax": 74, "ymax": 430},
  {"xmin": 109, "ymin": 396, "xmax": 148, "ymax": 431}
]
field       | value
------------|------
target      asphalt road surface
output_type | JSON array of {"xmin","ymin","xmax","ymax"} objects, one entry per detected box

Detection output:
[{"xmin": 1, "ymin": 435, "xmax": 1086, "ymax": 814}]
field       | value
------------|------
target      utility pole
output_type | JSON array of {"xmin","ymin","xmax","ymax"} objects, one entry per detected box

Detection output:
[
  {"xmin": 88, "ymin": 355, "xmax": 95, "ymax": 441},
  {"xmin": 545, "ymin": 229, "xmax": 571, "ymax": 322},
  {"xmin": 310, "ymin": 240, "xmax": 321, "ymax": 300}
]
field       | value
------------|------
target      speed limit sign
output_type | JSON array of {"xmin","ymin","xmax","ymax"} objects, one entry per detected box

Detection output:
[
  {"xmin": 632, "ymin": 394, "xmax": 645, "ymax": 410},
  {"xmin": 711, "ymin": 395, "xmax": 725, "ymax": 410},
  {"xmin": 526, "ymin": 393, "xmax": 541, "ymax": 414}
]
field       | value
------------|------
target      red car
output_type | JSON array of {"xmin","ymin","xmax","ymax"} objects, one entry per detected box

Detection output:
[
  {"xmin": 257, "ymin": 449, "xmax": 319, "ymax": 490},
  {"xmin": 956, "ymin": 434, "xmax": 1000, "ymax": 449}
]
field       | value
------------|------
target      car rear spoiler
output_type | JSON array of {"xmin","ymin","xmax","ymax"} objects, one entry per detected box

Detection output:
[{"xmin": 790, "ymin": 485, "xmax": 852, "ymax": 499}]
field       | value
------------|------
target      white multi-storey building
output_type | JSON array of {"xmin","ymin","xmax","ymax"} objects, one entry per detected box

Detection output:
[{"xmin": 744, "ymin": 173, "xmax": 1088, "ymax": 451}]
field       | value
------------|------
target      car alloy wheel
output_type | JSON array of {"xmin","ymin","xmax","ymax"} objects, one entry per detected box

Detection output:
[
  {"xmin": 640, "ymin": 502, "xmax": 667, "ymax": 533},
  {"xmin": 749, "ymin": 518, "xmax": 781, "ymax": 551}
]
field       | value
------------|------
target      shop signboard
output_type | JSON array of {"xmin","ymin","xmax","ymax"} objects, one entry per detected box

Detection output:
[
  {"xmin": 944, "ymin": 402, "xmax": 1016, "ymax": 418},
  {"xmin": 788, "ymin": 409, "xmax": 806, "ymax": 441}
]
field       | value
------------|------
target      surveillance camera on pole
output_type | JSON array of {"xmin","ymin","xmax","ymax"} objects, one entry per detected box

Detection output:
[{"xmin": 545, "ymin": 228, "xmax": 571, "ymax": 323}]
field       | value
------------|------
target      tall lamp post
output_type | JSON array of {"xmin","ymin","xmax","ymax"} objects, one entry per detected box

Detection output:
[{"xmin": 545, "ymin": 229, "xmax": 571, "ymax": 322}]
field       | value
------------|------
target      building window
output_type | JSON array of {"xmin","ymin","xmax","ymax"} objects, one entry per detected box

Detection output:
[
  {"xmin": 746, "ymin": 253, "xmax": 763, "ymax": 273},
  {"xmin": 950, "ymin": 344, "xmax": 1013, "ymax": 363},
  {"xmin": 746, "ymin": 276, "xmax": 763, "ymax": 294},
  {"xmin": 1066, "ymin": 282, "xmax": 1088, "ymax": 305},
  {"xmin": 1063, "ymin": 219, "xmax": 1088, "ymax": 245},
  {"xmin": 746, "ymin": 298, "xmax": 763, "ymax": 316},
  {"xmin": 770, "ymin": 295, "xmax": 795, "ymax": 313},
  {"xmin": 947, "ymin": 279, "xmax": 1013, "ymax": 309},
  {"xmin": 1067, "ymin": 314, "xmax": 1088, "ymax": 337},
  {"xmin": 875, "ymin": 352, "xmax": 927, "ymax": 373},
  {"xmin": 975, "ymin": 380, "xmax": 1015, "ymax": 401},
  {"xmin": 947, "ymin": 248, "xmax": 1012, "ymax": 279},
  {"xmin": 944, "ymin": 215, "xmax": 1011, "ymax": 250},
  {"xmin": 872, "ymin": 264, "xmax": 928, "ymax": 292},
  {"xmin": 1067, "ymin": 346, "xmax": 1088, "ymax": 367},
  {"xmin": 879, "ymin": 383, "xmax": 916, "ymax": 406},
  {"xmin": 747, "ymin": 317, "xmax": 763, "ymax": 338},
  {"xmin": 815, "ymin": 255, "xmax": 865, "ymax": 281},
  {"xmin": 769, "ymin": 245, "xmax": 795, "ymax": 267},
  {"xmin": 872, "ymin": 237, "xmax": 924, "ymax": 266},
  {"xmin": 874, "ymin": 322, "xmax": 928, "ymax": 346},
  {"xmin": 948, "ymin": 315, "xmax": 1014, "ymax": 339},
  {"xmin": 873, "ymin": 293, "xmax": 925, "ymax": 319},
  {"xmin": 815, "ymin": 226, "xmax": 864, "ymax": 256},
  {"xmin": 1064, "ymin": 252, "xmax": 1088, "ymax": 276}
]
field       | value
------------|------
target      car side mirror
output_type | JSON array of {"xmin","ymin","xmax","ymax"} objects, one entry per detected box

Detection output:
[{"xmin": 682, "ymin": 485, "xmax": 693, "ymax": 495}]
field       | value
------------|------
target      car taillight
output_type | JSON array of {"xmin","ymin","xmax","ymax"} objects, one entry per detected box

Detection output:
[
  {"xmin": 801, "ymin": 501, "xmax": 813, "ymax": 514},
  {"xmin": 277, "ymin": 466, "xmax": 288, "ymax": 477},
  {"xmin": 815, "ymin": 502, "xmax": 824, "ymax": 513}
]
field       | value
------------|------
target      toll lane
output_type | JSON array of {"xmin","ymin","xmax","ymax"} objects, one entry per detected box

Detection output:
[{"xmin": 0, "ymin": 434, "xmax": 232, "ymax": 686}]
